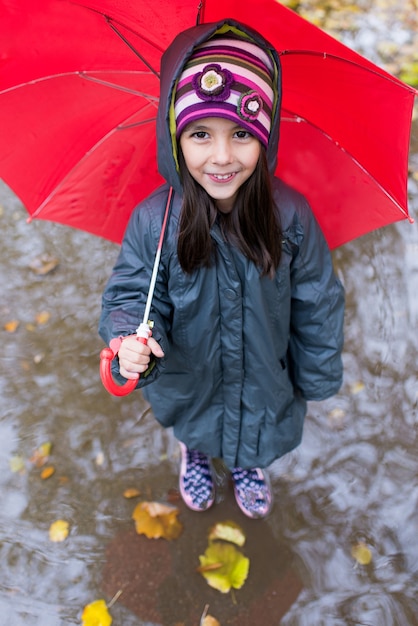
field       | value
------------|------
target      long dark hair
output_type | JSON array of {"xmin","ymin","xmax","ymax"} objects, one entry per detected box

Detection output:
[{"xmin": 177, "ymin": 148, "xmax": 282, "ymax": 277}]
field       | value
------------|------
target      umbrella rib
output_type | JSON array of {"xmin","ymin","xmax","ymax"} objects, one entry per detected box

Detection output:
[
  {"xmin": 279, "ymin": 49, "xmax": 418, "ymax": 94},
  {"xmin": 104, "ymin": 16, "xmax": 161, "ymax": 79},
  {"xmin": 79, "ymin": 72, "xmax": 159, "ymax": 102},
  {"xmin": 280, "ymin": 111, "xmax": 411, "ymax": 219},
  {"xmin": 117, "ymin": 117, "xmax": 157, "ymax": 130},
  {"xmin": 71, "ymin": 4, "xmax": 164, "ymax": 77},
  {"xmin": 0, "ymin": 72, "xmax": 85, "ymax": 95},
  {"xmin": 0, "ymin": 70, "xmax": 155, "ymax": 96}
]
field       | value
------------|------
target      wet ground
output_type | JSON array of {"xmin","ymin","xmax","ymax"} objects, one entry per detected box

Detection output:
[{"xmin": 1, "ymin": 6, "xmax": 418, "ymax": 626}]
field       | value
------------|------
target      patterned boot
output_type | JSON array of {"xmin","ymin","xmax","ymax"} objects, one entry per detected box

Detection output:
[
  {"xmin": 231, "ymin": 467, "xmax": 272, "ymax": 519},
  {"xmin": 179, "ymin": 442, "xmax": 215, "ymax": 511}
]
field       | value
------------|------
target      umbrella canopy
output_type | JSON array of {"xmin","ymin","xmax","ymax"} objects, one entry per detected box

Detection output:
[{"xmin": 0, "ymin": 0, "xmax": 416, "ymax": 247}]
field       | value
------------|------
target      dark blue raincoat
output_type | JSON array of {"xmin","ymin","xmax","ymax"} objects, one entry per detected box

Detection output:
[{"xmin": 99, "ymin": 19, "xmax": 345, "ymax": 469}]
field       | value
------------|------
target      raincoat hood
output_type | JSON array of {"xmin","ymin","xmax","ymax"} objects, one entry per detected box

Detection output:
[{"xmin": 156, "ymin": 18, "xmax": 282, "ymax": 192}]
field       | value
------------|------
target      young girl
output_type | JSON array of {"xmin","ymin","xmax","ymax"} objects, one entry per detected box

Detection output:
[{"xmin": 99, "ymin": 19, "xmax": 345, "ymax": 519}]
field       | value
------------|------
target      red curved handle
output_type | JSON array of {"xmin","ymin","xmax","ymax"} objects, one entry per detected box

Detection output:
[{"xmin": 100, "ymin": 336, "xmax": 147, "ymax": 397}]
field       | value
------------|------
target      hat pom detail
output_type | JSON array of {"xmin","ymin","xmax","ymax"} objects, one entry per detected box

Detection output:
[{"xmin": 193, "ymin": 63, "xmax": 234, "ymax": 101}]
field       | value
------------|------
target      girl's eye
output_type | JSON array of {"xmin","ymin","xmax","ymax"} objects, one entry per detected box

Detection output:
[
  {"xmin": 234, "ymin": 130, "xmax": 252, "ymax": 139},
  {"xmin": 191, "ymin": 131, "xmax": 209, "ymax": 139}
]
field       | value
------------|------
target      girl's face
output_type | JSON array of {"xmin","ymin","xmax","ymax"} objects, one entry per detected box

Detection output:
[{"xmin": 179, "ymin": 117, "xmax": 261, "ymax": 214}]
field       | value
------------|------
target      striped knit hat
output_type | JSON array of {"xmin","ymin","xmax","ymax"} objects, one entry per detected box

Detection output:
[{"xmin": 174, "ymin": 36, "xmax": 275, "ymax": 148}]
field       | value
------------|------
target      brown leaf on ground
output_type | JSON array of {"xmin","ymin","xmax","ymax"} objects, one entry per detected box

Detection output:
[{"xmin": 28, "ymin": 253, "xmax": 60, "ymax": 275}]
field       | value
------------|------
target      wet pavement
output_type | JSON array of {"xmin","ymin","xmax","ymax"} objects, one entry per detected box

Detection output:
[{"xmin": 1, "ymin": 6, "xmax": 418, "ymax": 626}]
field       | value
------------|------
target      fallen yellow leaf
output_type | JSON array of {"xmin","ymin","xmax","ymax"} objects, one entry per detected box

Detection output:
[
  {"xmin": 132, "ymin": 501, "xmax": 183, "ymax": 540},
  {"xmin": 35, "ymin": 310, "xmax": 51, "ymax": 325},
  {"xmin": 208, "ymin": 520, "xmax": 246, "ymax": 547},
  {"xmin": 145, "ymin": 501, "xmax": 176, "ymax": 516},
  {"xmin": 198, "ymin": 542, "xmax": 249, "ymax": 593},
  {"xmin": 4, "ymin": 319, "xmax": 20, "ymax": 333},
  {"xmin": 9, "ymin": 455, "xmax": 25, "ymax": 474},
  {"xmin": 30, "ymin": 441, "xmax": 52, "ymax": 467},
  {"xmin": 123, "ymin": 488, "xmax": 141, "ymax": 499},
  {"xmin": 350, "ymin": 381, "xmax": 365, "ymax": 395},
  {"xmin": 327, "ymin": 407, "xmax": 346, "ymax": 421},
  {"xmin": 351, "ymin": 541, "xmax": 372, "ymax": 565},
  {"xmin": 40, "ymin": 465, "xmax": 55, "ymax": 480},
  {"xmin": 327, "ymin": 407, "xmax": 346, "ymax": 430},
  {"xmin": 202, "ymin": 616, "xmax": 221, "ymax": 626},
  {"xmin": 49, "ymin": 519, "xmax": 69, "ymax": 542},
  {"xmin": 81, "ymin": 599, "xmax": 112, "ymax": 626}
]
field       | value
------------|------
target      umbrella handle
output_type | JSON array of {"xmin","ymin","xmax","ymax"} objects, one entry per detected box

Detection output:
[{"xmin": 100, "ymin": 325, "xmax": 150, "ymax": 396}]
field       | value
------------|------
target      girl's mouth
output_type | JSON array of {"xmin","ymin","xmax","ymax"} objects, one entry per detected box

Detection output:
[{"xmin": 208, "ymin": 172, "xmax": 236, "ymax": 183}]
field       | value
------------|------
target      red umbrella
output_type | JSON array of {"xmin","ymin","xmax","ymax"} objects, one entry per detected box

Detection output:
[{"xmin": 0, "ymin": 0, "xmax": 416, "ymax": 248}]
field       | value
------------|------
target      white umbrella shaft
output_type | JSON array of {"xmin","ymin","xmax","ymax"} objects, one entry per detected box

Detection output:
[{"xmin": 135, "ymin": 186, "xmax": 173, "ymax": 338}]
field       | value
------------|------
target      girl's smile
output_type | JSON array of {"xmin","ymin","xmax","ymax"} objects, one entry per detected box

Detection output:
[
  {"xmin": 208, "ymin": 172, "xmax": 237, "ymax": 182},
  {"xmin": 179, "ymin": 117, "xmax": 261, "ymax": 213}
]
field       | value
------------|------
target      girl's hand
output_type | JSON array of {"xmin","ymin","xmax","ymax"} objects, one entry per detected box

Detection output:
[{"xmin": 118, "ymin": 334, "xmax": 165, "ymax": 380}]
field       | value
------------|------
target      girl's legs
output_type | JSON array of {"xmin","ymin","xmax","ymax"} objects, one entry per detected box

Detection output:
[
  {"xmin": 179, "ymin": 442, "xmax": 215, "ymax": 511},
  {"xmin": 231, "ymin": 467, "xmax": 272, "ymax": 519}
]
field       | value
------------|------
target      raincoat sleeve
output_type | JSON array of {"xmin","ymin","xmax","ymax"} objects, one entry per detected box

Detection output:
[
  {"xmin": 286, "ymin": 198, "xmax": 345, "ymax": 401},
  {"xmin": 98, "ymin": 191, "xmax": 172, "ymax": 388}
]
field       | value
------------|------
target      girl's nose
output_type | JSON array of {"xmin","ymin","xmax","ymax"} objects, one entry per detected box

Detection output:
[{"xmin": 211, "ymin": 138, "xmax": 233, "ymax": 164}]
